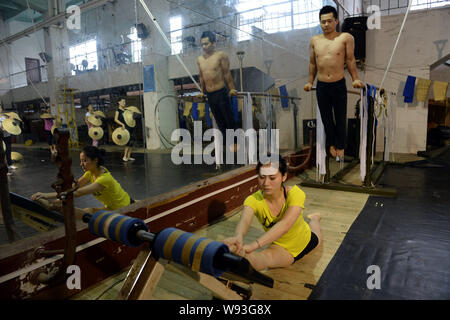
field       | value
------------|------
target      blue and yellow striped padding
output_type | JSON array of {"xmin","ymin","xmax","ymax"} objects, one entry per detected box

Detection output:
[
  {"xmin": 153, "ymin": 227, "xmax": 230, "ymax": 277},
  {"xmin": 88, "ymin": 210, "xmax": 148, "ymax": 247}
]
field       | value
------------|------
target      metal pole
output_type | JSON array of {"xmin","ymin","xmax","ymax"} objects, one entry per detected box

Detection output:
[{"xmin": 236, "ymin": 51, "xmax": 245, "ymax": 92}]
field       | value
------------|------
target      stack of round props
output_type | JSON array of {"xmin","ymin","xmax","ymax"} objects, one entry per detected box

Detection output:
[
  {"xmin": 87, "ymin": 114, "xmax": 102, "ymax": 126},
  {"xmin": 88, "ymin": 126, "xmax": 104, "ymax": 141},
  {"xmin": 40, "ymin": 113, "xmax": 54, "ymax": 119},
  {"xmin": 125, "ymin": 106, "xmax": 142, "ymax": 115},
  {"xmin": 6, "ymin": 112, "xmax": 22, "ymax": 122},
  {"xmin": 123, "ymin": 110, "xmax": 136, "ymax": 128},
  {"xmin": 94, "ymin": 110, "xmax": 106, "ymax": 118},
  {"xmin": 11, "ymin": 151, "xmax": 23, "ymax": 162},
  {"xmin": 3, "ymin": 118, "xmax": 21, "ymax": 135},
  {"xmin": 112, "ymin": 127, "xmax": 130, "ymax": 146}
]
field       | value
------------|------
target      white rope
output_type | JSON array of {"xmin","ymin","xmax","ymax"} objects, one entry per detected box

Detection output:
[
  {"xmin": 379, "ymin": 0, "xmax": 413, "ymax": 90},
  {"xmin": 138, "ymin": 0, "xmax": 201, "ymax": 91}
]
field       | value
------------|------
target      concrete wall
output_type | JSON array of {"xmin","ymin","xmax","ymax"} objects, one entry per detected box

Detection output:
[{"xmin": 363, "ymin": 7, "xmax": 449, "ymax": 153}]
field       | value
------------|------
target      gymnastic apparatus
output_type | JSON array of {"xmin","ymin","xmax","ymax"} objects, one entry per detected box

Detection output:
[
  {"xmin": 0, "ymin": 130, "xmax": 18, "ymax": 242},
  {"xmin": 0, "ymin": 128, "xmax": 308, "ymax": 300},
  {"xmin": 300, "ymin": 86, "xmax": 397, "ymax": 197},
  {"xmin": 82, "ymin": 211, "xmax": 273, "ymax": 300}
]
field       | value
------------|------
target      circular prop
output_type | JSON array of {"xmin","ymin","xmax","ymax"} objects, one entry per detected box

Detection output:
[
  {"xmin": 125, "ymin": 106, "xmax": 142, "ymax": 115},
  {"xmin": 123, "ymin": 110, "xmax": 136, "ymax": 128},
  {"xmin": 88, "ymin": 126, "xmax": 104, "ymax": 141},
  {"xmin": 3, "ymin": 118, "xmax": 21, "ymax": 135},
  {"xmin": 112, "ymin": 127, "xmax": 130, "ymax": 146},
  {"xmin": 40, "ymin": 113, "xmax": 54, "ymax": 119},
  {"xmin": 6, "ymin": 112, "xmax": 22, "ymax": 122},
  {"xmin": 94, "ymin": 110, "xmax": 106, "ymax": 118},
  {"xmin": 88, "ymin": 115, "xmax": 102, "ymax": 126}
]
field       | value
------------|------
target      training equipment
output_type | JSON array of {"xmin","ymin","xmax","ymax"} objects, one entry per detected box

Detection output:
[
  {"xmin": 88, "ymin": 127, "xmax": 104, "ymax": 141},
  {"xmin": 112, "ymin": 127, "xmax": 130, "ymax": 145},
  {"xmin": 40, "ymin": 113, "xmax": 54, "ymax": 119},
  {"xmin": 94, "ymin": 111, "xmax": 106, "ymax": 118},
  {"xmin": 11, "ymin": 152, "xmax": 22, "ymax": 161},
  {"xmin": 123, "ymin": 110, "xmax": 136, "ymax": 128},
  {"xmin": 125, "ymin": 106, "xmax": 142, "ymax": 114},
  {"xmin": 2, "ymin": 118, "xmax": 21, "ymax": 135},
  {"xmin": 6, "ymin": 112, "xmax": 22, "ymax": 122},
  {"xmin": 87, "ymin": 115, "xmax": 102, "ymax": 127}
]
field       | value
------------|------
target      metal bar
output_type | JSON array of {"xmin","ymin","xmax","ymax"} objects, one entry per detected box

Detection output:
[
  {"xmin": 299, "ymin": 180, "xmax": 397, "ymax": 197},
  {"xmin": 331, "ymin": 159, "xmax": 360, "ymax": 183},
  {"xmin": 0, "ymin": 131, "xmax": 18, "ymax": 242}
]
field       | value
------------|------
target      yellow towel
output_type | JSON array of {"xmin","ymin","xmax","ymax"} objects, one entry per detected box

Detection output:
[
  {"xmin": 238, "ymin": 98, "xmax": 243, "ymax": 112},
  {"xmin": 416, "ymin": 78, "xmax": 431, "ymax": 102},
  {"xmin": 197, "ymin": 103, "xmax": 206, "ymax": 118},
  {"xmin": 183, "ymin": 101, "xmax": 192, "ymax": 116},
  {"xmin": 433, "ymin": 81, "xmax": 448, "ymax": 102}
]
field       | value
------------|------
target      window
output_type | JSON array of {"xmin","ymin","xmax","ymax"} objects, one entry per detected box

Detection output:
[
  {"xmin": 69, "ymin": 39, "xmax": 98, "ymax": 75},
  {"xmin": 411, "ymin": 0, "xmax": 450, "ymax": 10},
  {"xmin": 170, "ymin": 16, "xmax": 182, "ymax": 55},
  {"xmin": 128, "ymin": 26, "xmax": 142, "ymax": 62},
  {"xmin": 236, "ymin": 0, "xmax": 322, "ymax": 41}
]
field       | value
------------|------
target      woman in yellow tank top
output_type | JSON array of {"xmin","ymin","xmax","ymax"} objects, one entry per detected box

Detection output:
[
  {"xmin": 223, "ymin": 155, "xmax": 322, "ymax": 271},
  {"xmin": 31, "ymin": 146, "xmax": 133, "ymax": 219}
]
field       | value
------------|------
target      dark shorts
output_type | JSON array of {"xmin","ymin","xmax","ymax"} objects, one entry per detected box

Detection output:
[{"xmin": 293, "ymin": 232, "xmax": 319, "ymax": 262}]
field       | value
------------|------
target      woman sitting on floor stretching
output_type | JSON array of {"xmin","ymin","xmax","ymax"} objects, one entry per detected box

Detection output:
[
  {"xmin": 31, "ymin": 146, "xmax": 134, "ymax": 219},
  {"xmin": 223, "ymin": 155, "xmax": 322, "ymax": 271}
]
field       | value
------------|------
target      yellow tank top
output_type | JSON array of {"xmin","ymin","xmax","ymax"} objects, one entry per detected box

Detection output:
[
  {"xmin": 243, "ymin": 185, "xmax": 311, "ymax": 257},
  {"xmin": 82, "ymin": 168, "xmax": 131, "ymax": 211}
]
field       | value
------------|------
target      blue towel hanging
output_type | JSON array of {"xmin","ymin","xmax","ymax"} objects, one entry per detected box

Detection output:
[
  {"xmin": 192, "ymin": 102, "xmax": 199, "ymax": 120},
  {"xmin": 279, "ymin": 85, "xmax": 289, "ymax": 108},
  {"xmin": 403, "ymin": 75, "xmax": 416, "ymax": 103}
]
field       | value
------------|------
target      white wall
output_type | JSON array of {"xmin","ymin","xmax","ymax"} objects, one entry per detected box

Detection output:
[{"xmin": 363, "ymin": 7, "xmax": 449, "ymax": 153}]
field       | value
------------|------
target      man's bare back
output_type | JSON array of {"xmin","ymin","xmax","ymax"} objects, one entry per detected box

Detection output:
[
  {"xmin": 197, "ymin": 51, "xmax": 227, "ymax": 93},
  {"xmin": 311, "ymin": 32, "xmax": 349, "ymax": 82}
]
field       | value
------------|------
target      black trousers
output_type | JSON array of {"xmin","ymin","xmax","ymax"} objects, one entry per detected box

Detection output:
[
  {"xmin": 316, "ymin": 78, "xmax": 347, "ymax": 150},
  {"xmin": 206, "ymin": 87, "xmax": 237, "ymax": 146},
  {"xmin": 3, "ymin": 135, "xmax": 12, "ymax": 166}
]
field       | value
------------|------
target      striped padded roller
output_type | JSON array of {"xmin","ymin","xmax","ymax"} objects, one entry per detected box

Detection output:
[
  {"xmin": 88, "ymin": 210, "xmax": 148, "ymax": 247},
  {"xmin": 153, "ymin": 227, "xmax": 230, "ymax": 277}
]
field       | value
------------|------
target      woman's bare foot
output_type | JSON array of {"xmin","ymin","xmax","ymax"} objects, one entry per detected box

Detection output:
[
  {"xmin": 307, "ymin": 213, "xmax": 321, "ymax": 222},
  {"xmin": 307, "ymin": 213, "xmax": 322, "ymax": 245},
  {"xmin": 336, "ymin": 149, "xmax": 344, "ymax": 158}
]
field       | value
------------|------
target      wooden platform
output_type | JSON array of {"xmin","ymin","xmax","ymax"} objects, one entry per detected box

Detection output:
[
  {"xmin": 72, "ymin": 152, "xmax": 426, "ymax": 300},
  {"xmin": 72, "ymin": 171, "xmax": 369, "ymax": 300}
]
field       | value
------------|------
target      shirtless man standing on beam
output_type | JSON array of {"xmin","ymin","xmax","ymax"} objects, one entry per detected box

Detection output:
[
  {"xmin": 304, "ymin": 5, "xmax": 365, "ymax": 159},
  {"xmin": 197, "ymin": 31, "xmax": 238, "ymax": 152}
]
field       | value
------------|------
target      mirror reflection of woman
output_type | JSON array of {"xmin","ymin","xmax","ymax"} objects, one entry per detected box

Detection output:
[
  {"xmin": 31, "ymin": 146, "xmax": 134, "ymax": 220},
  {"xmin": 114, "ymin": 98, "xmax": 134, "ymax": 162},
  {"xmin": 223, "ymin": 156, "xmax": 322, "ymax": 271},
  {"xmin": 0, "ymin": 104, "xmax": 15, "ymax": 174},
  {"xmin": 85, "ymin": 104, "xmax": 98, "ymax": 147}
]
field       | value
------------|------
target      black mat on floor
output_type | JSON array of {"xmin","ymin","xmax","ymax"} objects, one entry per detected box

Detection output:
[{"xmin": 309, "ymin": 149, "xmax": 450, "ymax": 299}]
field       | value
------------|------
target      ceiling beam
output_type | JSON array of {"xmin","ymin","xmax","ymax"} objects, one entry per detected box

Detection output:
[
  {"xmin": 9, "ymin": 0, "xmax": 47, "ymax": 14},
  {"xmin": 1, "ymin": 0, "xmax": 116, "ymax": 45}
]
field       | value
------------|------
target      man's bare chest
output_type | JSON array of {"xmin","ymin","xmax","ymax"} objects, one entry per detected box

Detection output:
[{"xmin": 314, "ymin": 38, "xmax": 346, "ymax": 56}]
